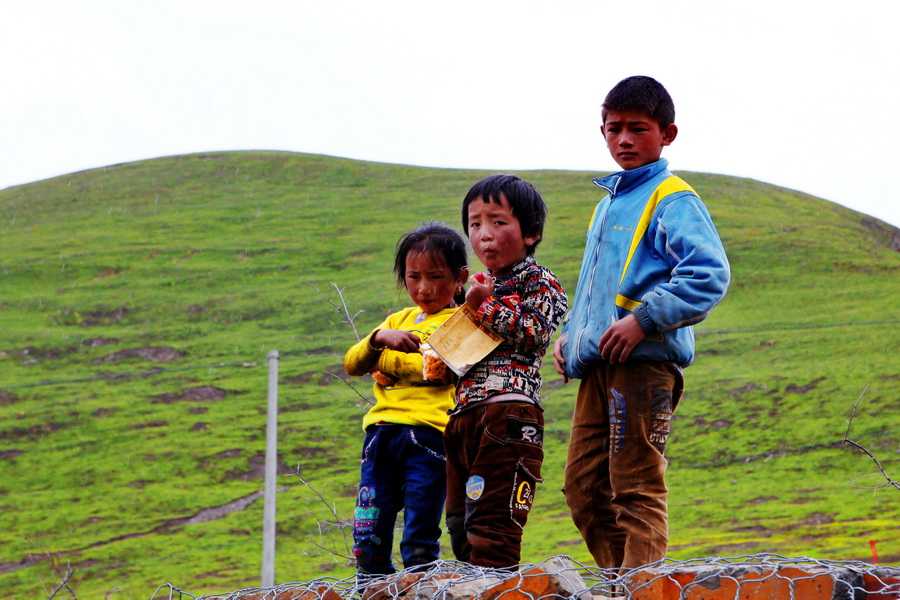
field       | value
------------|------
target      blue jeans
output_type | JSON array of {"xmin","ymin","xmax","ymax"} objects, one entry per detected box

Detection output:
[{"xmin": 353, "ymin": 424, "xmax": 446, "ymax": 575}]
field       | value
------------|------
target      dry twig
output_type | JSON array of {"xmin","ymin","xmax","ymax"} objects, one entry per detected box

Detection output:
[
  {"xmin": 324, "ymin": 370, "xmax": 375, "ymax": 407},
  {"xmin": 47, "ymin": 562, "xmax": 77, "ymax": 599},
  {"xmin": 295, "ymin": 465, "xmax": 354, "ymax": 561},
  {"xmin": 842, "ymin": 385, "xmax": 900, "ymax": 490},
  {"xmin": 330, "ymin": 282, "xmax": 362, "ymax": 341}
]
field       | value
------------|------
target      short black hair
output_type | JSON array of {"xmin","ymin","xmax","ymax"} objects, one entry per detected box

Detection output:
[
  {"xmin": 602, "ymin": 75, "xmax": 675, "ymax": 129},
  {"xmin": 461, "ymin": 174, "xmax": 547, "ymax": 255},
  {"xmin": 393, "ymin": 222, "xmax": 468, "ymax": 304}
]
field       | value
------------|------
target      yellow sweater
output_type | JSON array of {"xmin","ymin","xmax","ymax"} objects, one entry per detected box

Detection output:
[{"xmin": 344, "ymin": 306, "xmax": 457, "ymax": 432}]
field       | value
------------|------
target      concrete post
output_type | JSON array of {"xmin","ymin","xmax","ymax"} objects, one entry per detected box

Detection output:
[{"xmin": 261, "ymin": 350, "xmax": 279, "ymax": 588}]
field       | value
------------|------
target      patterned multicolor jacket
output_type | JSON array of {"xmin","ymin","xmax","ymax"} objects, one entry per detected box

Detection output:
[{"xmin": 455, "ymin": 255, "xmax": 568, "ymax": 408}]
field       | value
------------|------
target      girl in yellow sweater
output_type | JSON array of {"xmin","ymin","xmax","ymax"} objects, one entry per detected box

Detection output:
[{"xmin": 343, "ymin": 222, "xmax": 468, "ymax": 576}]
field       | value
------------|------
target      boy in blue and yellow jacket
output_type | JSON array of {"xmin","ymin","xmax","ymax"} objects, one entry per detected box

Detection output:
[{"xmin": 553, "ymin": 76, "xmax": 730, "ymax": 569}]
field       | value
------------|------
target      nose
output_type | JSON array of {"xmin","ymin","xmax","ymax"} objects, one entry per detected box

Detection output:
[
  {"xmin": 420, "ymin": 279, "xmax": 437, "ymax": 297},
  {"xmin": 618, "ymin": 132, "xmax": 634, "ymax": 147},
  {"xmin": 479, "ymin": 224, "xmax": 495, "ymax": 240}
]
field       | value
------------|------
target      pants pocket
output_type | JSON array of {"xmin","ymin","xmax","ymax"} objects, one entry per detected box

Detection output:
[
  {"xmin": 408, "ymin": 426, "xmax": 446, "ymax": 462},
  {"xmin": 649, "ymin": 388, "xmax": 673, "ymax": 453},
  {"xmin": 608, "ymin": 387, "xmax": 627, "ymax": 454},
  {"xmin": 361, "ymin": 427, "xmax": 380, "ymax": 463},
  {"xmin": 482, "ymin": 402, "xmax": 545, "ymax": 448},
  {"xmin": 510, "ymin": 458, "xmax": 542, "ymax": 529},
  {"xmin": 506, "ymin": 416, "xmax": 544, "ymax": 449}
]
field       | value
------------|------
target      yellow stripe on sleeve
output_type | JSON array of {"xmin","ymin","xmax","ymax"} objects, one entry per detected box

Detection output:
[
  {"xmin": 615, "ymin": 294, "xmax": 642, "ymax": 312},
  {"xmin": 618, "ymin": 176, "xmax": 695, "ymax": 284}
]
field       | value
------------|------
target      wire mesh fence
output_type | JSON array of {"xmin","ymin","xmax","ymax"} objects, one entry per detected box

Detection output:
[{"xmin": 151, "ymin": 553, "xmax": 900, "ymax": 600}]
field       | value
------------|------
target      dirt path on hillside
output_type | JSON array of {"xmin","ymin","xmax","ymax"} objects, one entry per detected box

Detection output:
[{"xmin": 0, "ymin": 487, "xmax": 285, "ymax": 575}]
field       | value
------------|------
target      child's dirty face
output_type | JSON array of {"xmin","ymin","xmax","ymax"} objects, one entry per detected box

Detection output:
[
  {"xmin": 602, "ymin": 109, "xmax": 677, "ymax": 170},
  {"xmin": 404, "ymin": 251, "xmax": 465, "ymax": 315},
  {"xmin": 466, "ymin": 194, "xmax": 538, "ymax": 274}
]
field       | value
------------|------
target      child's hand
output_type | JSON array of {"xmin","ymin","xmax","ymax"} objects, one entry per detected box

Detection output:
[
  {"xmin": 465, "ymin": 272, "xmax": 494, "ymax": 311},
  {"xmin": 372, "ymin": 329, "xmax": 421, "ymax": 353},
  {"xmin": 599, "ymin": 315, "xmax": 646, "ymax": 364},
  {"xmin": 552, "ymin": 335, "xmax": 569, "ymax": 383}
]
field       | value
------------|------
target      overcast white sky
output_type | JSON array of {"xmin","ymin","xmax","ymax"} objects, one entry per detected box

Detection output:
[{"xmin": 3, "ymin": 1, "xmax": 899, "ymax": 227}]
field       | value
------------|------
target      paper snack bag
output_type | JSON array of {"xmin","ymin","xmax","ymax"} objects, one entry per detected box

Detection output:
[{"xmin": 426, "ymin": 306, "xmax": 502, "ymax": 377}]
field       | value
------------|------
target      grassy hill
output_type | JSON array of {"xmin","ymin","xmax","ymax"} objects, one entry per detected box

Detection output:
[{"xmin": 0, "ymin": 151, "xmax": 898, "ymax": 597}]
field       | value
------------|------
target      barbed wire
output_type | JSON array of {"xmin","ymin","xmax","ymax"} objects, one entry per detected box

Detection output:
[{"xmin": 149, "ymin": 554, "xmax": 899, "ymax": 600}]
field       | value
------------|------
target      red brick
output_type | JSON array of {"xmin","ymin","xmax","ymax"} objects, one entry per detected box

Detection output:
[
  {"xmin": 482, "ymin": 567, "xmax": 556, "ymax": 600},
  {"xmin": 362, "ymin": 572, "xmax": 426, "ymax": 600},
  {"xmin": 735, "ymin": 567, "xmax": 834, "ymax": 600},
  {"xmin": 626, "ymin": 566, "xmax": 838, "ymax": 600},
  {"xmin": 864, "ymin": 572, "xmax": 900, "ymax": 600},
  {"xmin": 627, "ymin": 569, "xmax": 697, "ymax": 600},
  {"xmin": 253, "ymin": 585, "xmax": 342, "ymax": 600}
]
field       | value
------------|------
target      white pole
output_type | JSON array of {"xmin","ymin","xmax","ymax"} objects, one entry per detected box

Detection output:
[{"xmin": 262, "ymin": 350, "xmax": 279, "ymax": 588}]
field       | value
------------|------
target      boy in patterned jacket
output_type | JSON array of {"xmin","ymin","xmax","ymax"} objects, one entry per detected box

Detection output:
[
  {"xmin": 553, "ymin": 76, "xmax": 730, "ymax": 569},
  {"xmin": 444, "ymin": 174, "xmax": 568, "ymax": 568}
]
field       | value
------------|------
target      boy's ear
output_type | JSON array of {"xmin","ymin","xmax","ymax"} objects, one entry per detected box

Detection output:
[
  {"xmin": 661, "ymin": 123, "xmax": 678, "ymax": 146},
  {"xmin": 524, "ymin": 233, "xmax": 541, "ymax": 249},
  {"xmin": 458, "ymin": 266, "xmax": 470, "ymax": 285}
]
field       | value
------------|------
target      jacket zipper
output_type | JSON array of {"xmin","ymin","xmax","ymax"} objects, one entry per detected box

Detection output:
[{"xmin": 576, "ymin": 191, "xmax": 613, "ymax": 364}]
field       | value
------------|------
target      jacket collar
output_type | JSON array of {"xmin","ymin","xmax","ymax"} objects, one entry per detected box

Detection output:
[
  {"xmin": 592, "ymin": 158, "xmax": 669, "ymax": 198},
  {"xmin": 492, "ymin": 254, "xmax": 535, "ymax": 280}
]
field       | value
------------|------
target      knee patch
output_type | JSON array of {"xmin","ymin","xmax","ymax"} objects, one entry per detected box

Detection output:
[{"xmin": 352, "ymin": 486, "xmax": 384, "ymax": 562}]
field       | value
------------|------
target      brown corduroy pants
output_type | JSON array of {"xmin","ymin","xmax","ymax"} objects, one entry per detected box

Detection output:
[
  {"xmin": 444, "ymin": 401, "xmax": 544, "ymax": 568},
  {"xmin": 564, "ymin": 360, "xmax": 683, "ymax": 569}
]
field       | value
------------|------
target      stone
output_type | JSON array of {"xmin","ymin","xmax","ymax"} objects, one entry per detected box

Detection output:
[
  {"xmin": 623, "ymin": 565, "xmax": 858, "ymax": 600},
  {"xmin": 362, "ymin": 572, "xmax": 426, "ymax": 600},
  {"xmin": 536, "ymin": 556, "xmax": 592, "ymax": 600},
  {"xmin": 482, "ymin": 568, "xmax": 555, "ymax": 600}
]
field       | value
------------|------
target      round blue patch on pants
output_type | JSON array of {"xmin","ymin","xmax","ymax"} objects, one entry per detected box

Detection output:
[{"xmin": 466, "ymin": 475, "xmax": 485, "ymax": 500}]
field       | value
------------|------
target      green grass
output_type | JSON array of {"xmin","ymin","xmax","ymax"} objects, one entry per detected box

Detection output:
[{"xmin": 0, "ymin": 151, "xmax": 898, "ymax": 597}]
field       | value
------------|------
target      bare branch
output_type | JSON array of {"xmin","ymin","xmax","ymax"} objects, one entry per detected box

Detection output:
[
  {"xmin": 324, "ymin": 370, "xmax": 375, "ymax": 406},
  {"xmin": 319, "ymin": 283, "xmax": 376, "ymax": 408},
  {"xmin": 317, "ymin": 518, "xmax": 353, "ymax": 533},
  {"xmin": 843, "ymin": 385, "xmax": 868, "ymax": 441},
  {"xmin": 308, "ymin": 536, "xmax": 355, "ymax": 563},
  {"xmin": 841, "ymin": 439, "xmax": 900, "ymax": 490},
  {"xmin": 295, "ymin": 465, "xmax": 354, "ymax": 559},
  {"xmin": 47, "ymin": 562, "xmax": 77, "ymax": 599},
  {"xmin": 842, "ymin": 385, "xmax": 899, "ymax": 490},
  {"xmin": 331, "ymin": 282, "xmax": 361, "ymax": 341}
]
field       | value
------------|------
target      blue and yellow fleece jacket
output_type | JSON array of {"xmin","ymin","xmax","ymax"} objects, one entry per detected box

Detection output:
[{"xmin": 563, "ymin": 158, "xmax": 730, "ymax": 376}]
